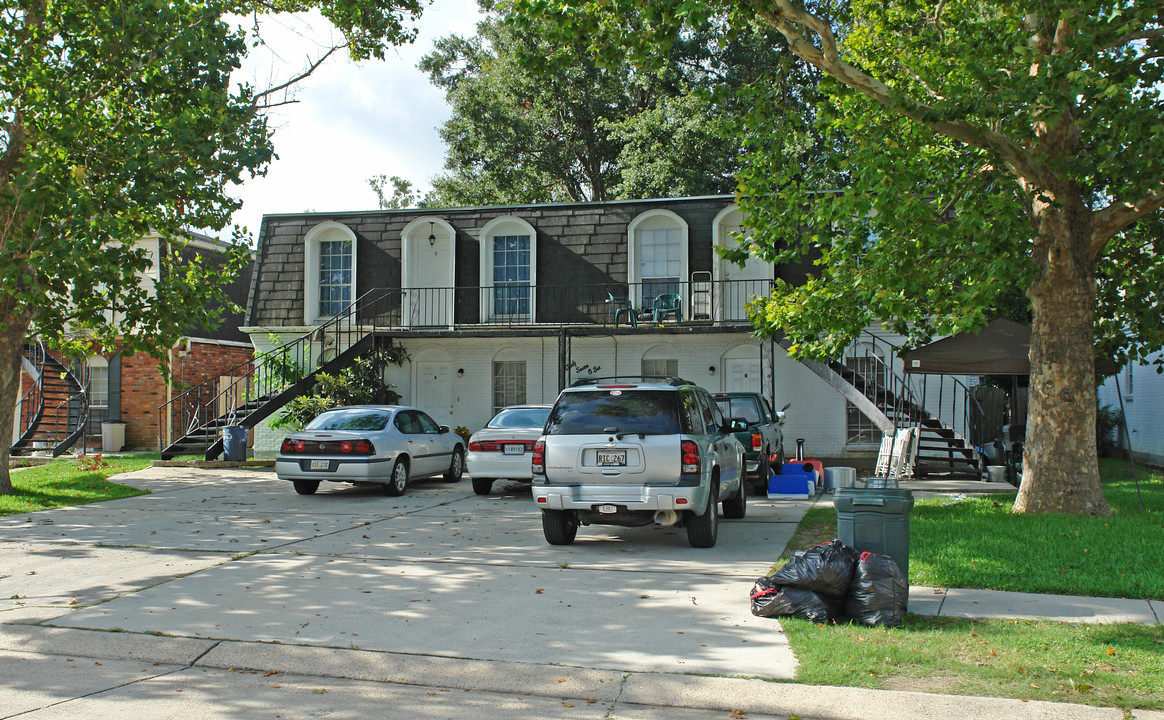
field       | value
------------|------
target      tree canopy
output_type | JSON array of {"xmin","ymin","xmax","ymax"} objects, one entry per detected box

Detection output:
[
  {"xmin": 408, "ymin": 0, "xmax": 823, "ymax": 206},
  {"xmin": 0, "ymin": 0, "xmax": 425, "ymax": 493},
  {"xmin": 513, "ymin": 0, "xmax": 1164, "ymax": 515}
]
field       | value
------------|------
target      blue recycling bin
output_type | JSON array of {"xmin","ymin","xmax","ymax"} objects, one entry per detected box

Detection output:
[{"xmin": 223, "ymin": 426, "xmax": 248, "ymax": 461}]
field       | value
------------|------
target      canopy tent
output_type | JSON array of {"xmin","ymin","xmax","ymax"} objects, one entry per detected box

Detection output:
[{"xmin": 901, "ymin": 318, "xmax": 1117, "ymax": 376}]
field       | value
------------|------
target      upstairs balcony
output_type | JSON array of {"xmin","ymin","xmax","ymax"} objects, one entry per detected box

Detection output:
[{"xmin": 334, "ymin": 278, "xmax": 775, "ymax": 331}]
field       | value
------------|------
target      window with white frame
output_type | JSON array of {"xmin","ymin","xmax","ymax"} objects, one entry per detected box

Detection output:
[
  {"xmin": 318, "ymin": 239, "xmax": 353, "ymax": 317},
  {"xmin": 628, "ymin": 210, "xmax": 687, "ymax": 312},
  {"xmin": 304, "ymin": 222, "xmax": 358, "ymax": 325},
  {"xmin": 480, "ymin": 217, "xmax": 537, "ymax": 322},
  {"xmin": 492, "ymin": 360, "xmax": 527, "ymax": 413},
  {"xmin": 87, "ymin": 356, "xmax": 109, "ymax": 426},
  {"xmin": 492, "ymin": 235, "xmax": 531, "ymax": 317}
]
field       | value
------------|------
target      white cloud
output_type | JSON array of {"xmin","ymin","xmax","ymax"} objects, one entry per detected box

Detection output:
[{"xmin": 224, "ymin": 1, "xmax": 484, "ymax": 242}]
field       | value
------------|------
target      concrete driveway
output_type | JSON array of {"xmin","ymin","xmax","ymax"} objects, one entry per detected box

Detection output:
[{"xmin": 1, "ymin": 467, "xmax": 802, "ymax": 671}]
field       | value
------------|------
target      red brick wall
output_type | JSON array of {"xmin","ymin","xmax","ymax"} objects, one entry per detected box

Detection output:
[{"xmin": 123, "ymin": 341, "xmax": 253, "ymax": 449}]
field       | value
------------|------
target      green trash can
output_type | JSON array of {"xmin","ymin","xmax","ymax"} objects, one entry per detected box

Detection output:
[{"xmin": 834, "ymin": 487, "xmax": 915, "ymax": 579}]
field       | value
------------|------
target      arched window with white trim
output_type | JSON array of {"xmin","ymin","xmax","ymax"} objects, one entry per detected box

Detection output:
[
  {"xmin": 628, "ymin": 210, "xmax": 688, "ymax": 313},
  {"xmin": 480, "ymin": 216, "xmax": 537, "ymax": 322},
  {"xmin": 304, "ymin": 222, "xmax": 357, "ymax": 325}
]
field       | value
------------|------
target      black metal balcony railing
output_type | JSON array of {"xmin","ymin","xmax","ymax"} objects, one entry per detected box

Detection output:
[{"xmin": 389, "ymin": 278, "xmax": 775, "ymax": 329}]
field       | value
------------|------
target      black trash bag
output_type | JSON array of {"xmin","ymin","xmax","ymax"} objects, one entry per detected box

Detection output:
[
  {"xmin": 749, "ymin": 576, "xmax": 842, "ymax": 624},
  {"xmin": 771, "ymin": 539, "xmax": 859, "ymax": 598},
  {"xmin": 846, "ymin": 551, "xmax": 909, "ymax": 627}
]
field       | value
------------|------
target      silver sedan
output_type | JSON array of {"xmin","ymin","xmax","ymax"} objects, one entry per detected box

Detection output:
[
  {"xmin": 275, "ymin": 405, "xmax": 465, "ymax": 496},
  {"xmin": 466, "ymin": 405, "xmax": 551, "ymax": 495}
]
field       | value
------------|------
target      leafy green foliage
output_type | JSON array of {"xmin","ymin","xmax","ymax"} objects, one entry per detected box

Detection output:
[
  {"xmin": 407, "ymin": 1, "xmax": 821, "ymax": 206},
  {"xmin": 0, "ymin": 0, "xmax": 428, "ymax": 493},
  {"xmin": 270, "ymin": 346, "xmax": 409, "ymax": 430}
]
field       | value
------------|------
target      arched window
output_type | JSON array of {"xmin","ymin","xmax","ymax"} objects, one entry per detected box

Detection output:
[
  {"xmin": 628, "ymin": 210, "xmax": 688, "ymax": 313},
  {"xmin": 304, "ymin": 222, "xmax": 358, "ymax": 325},
  {"xmin": 480, "ymin": 216, "xmax": 537, "ymax": 322},
  {"xmin": 641, "ymin": 344, "xmax": 679, "ymax": 379}
]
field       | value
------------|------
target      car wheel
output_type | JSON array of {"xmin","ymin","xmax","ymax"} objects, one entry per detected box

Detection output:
[
  {"xmin": 384, "ymin": 459, "xmax": 408, "ymax": 497},
  {"xmin": 444, "ymin": 448, "xmax": 465, "ymax": 481},
  {"xmin": 293, "ymin": 479, "xmax": 319, "ymax": 495},
  {"xmin": 472, "ymin": 477, "xmax": 494, "ymax": 495},
  {"xmin": 687, "ymin": 481, "xmax": 719, "ymax": 548},
  {"xmin": 541, "ymin": 509, "xmax": 577, "ymax": 545},
  {"xmin": 722, "ymin": 480, "xmax": 747, "ymax": 519}
]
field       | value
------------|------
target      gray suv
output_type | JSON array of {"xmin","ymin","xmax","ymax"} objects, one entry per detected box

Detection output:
[{"xmin": 531, "ymin": 376, "xmax": 746, "ymax": 548}]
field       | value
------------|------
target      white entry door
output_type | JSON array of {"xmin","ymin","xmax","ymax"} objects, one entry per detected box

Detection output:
[
  {"xmin": 415, "ymin": 361, "xmax": 452, "ymax": 421},
  {"xmin": 725, "ymin": 358, "xmax": 761, "ymax": 393}
]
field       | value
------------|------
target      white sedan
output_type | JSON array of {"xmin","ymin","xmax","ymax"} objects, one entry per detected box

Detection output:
[
  {"xmin": 275, "ymin": 406, "xmax": 465, "ymax": 496},
  {"xmin": 466, "ymin": 405, "xmax": 552, "ymax": 495}
]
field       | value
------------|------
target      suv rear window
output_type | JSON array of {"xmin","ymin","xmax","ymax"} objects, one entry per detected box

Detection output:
[{"xmin": 545, "ymin": 390, "xmax": 681, "ymax": 435}]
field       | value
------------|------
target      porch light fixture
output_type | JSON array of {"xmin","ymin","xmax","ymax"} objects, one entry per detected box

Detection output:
[
  {"xmin": 457, "ymin": 368, "xmax": 464, "ymax": 376},
  {"xmin": 708, "ymin": 365, "xmax": 716, "ymax": 374},
  {"xmin": 428, "ymin": 222, "xmax": 436, "ymax": 248}
]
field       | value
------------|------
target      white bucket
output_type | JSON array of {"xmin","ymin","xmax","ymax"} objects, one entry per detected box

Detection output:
[{"xmin": 986, "ymin": 465, "xmax": 1006, "ymax": 483}]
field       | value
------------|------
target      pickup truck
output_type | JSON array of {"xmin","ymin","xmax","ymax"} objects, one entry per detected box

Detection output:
[{"xmin": 714, "ymin": 392, "xmax": 785, "ymax": 495}]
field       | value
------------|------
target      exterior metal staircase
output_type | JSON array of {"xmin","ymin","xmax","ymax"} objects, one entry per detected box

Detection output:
[
  {"xmin": 778, "ymin": 332, "xmax": 984, "ymax": 477},
  {"xmin": 159, "ymin": 289, "xmax": 399, "ymax": 460},
  {"xmin": 12, "ymin": 340, "xmax": 90, "ymax": 458}
]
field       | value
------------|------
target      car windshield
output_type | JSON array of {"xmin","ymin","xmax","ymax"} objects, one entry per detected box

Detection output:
[
  {"xmin": 716, "ymin": 397, "xmax": 761, "ymax": 424},
  {"xmin": 305, "ymin": 409, "xmax": 392, "ymax": 431},
  {"xmin": 487, "ymin": 407, "xmax": 551, "ymax": 429},
  {"xmin": 545, "ymin": 390, "xmax": 680, "ymax": 435}
]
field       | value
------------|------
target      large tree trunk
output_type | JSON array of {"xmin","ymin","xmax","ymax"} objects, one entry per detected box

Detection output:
[
  {"xmin": 1013, "ymin": 199, "xmax": 1110, "ymax": 515},
  {"xmin": 0, "ymin": 305, "xmax": 35, "ymax": 495}
]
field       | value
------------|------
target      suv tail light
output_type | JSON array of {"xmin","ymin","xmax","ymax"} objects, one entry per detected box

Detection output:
[
  {"xmin": 751, "ymin": 431, "xmax": 762, "ymax": 451},
  {"xmin": 681, "ymin": 440, "xmax": 700, "ymax": 474},
  {"xmin": 531, "ymin": 440, "xmax": 545, "ymax": 474}
]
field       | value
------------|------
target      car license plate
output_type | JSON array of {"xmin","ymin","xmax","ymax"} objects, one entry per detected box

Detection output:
[
  {"xmin": 309, "ymin": 459, "xmax": 329, "ymax": 470},
  {"xmin": 503, "ymin": 443, "xmax": 525, "ymax": 455},
  {"xmin": 597, "ymin": 504, "xmax": 618, "ymax": 514},
  {"xmin": 596, "ymin": 449, "xmax": 626, "ymax": 466}
]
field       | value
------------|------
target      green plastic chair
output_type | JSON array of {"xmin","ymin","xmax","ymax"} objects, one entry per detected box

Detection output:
[
  {"xmin": 651, "ymin": 293, "xmax": 681, "ymax": 324},
  {"xmin": 607, "ymin": 292, "xmax": 638, "ymax": 327}
]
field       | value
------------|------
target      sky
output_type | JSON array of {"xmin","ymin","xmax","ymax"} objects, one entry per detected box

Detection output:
[{"xmin": 225, "ymin": 1, "xmax": 485, "ymax": 243}]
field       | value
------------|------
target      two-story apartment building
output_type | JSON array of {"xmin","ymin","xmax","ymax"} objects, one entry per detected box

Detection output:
[{"xmin": 237, "ymin": 195, "xmax": 934, "ymax": 464}]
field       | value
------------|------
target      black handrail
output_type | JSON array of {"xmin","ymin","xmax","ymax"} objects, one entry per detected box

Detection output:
[
  {"xmin": 16, "ymin": 340, "xmax": 46, "ymax": 446},
  {"xmin": 158, "ymin": 287, "xmax": 401, "ymax": 452}
]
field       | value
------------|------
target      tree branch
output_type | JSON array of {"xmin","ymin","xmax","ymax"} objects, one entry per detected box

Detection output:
[
  {"xmin": 754, "ymin": 0, "xmax": 1046, "ymax": 184},
  {"xmin": 1091, "ymin": 183, "xmax": 1164, "ymax": 255},
  {"xmin": 252, "ymin": 43, "xmax": 346, "ymax": 107}
]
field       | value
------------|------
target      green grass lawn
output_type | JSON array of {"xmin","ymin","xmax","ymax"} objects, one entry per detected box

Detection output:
[
  {"xmin": 783, "ymin": 615, "xmax": 1164, "ymax": 710},
  {"xmin": 780, "ymin": 459, "xmax": 1164, "ymax": 599},
  {"xmin": 773, "ymin": 459, "xmax": 1164, "ymax": 710},
  {"xmin": 1, "ymin": 454, "xmax": 156, "ymax": 516}
]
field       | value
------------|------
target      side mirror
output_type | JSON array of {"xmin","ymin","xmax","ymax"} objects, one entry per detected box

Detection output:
[
  {"xmin": 775, "ymin": 411, "xmax": 786, "ymax": 424},
  {"xmin": 729, "ymin": 417, "xmax": 748, "ymax": 432},
  {"xmin": 438, "ymin": 425, "xmax": 450, "ymax": 433}
]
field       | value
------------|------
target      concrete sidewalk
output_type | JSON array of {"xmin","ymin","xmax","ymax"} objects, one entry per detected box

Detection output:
[{"xmin": 909, "ymin": 585, "xmax": 1162, "ymax": 624}]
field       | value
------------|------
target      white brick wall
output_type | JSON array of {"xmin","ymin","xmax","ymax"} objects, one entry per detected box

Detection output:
[{"xmin": 248, "ymin": 328, "xmax": 969, "ymax": 464}]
